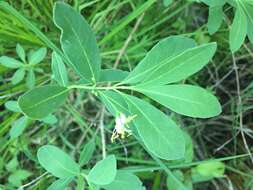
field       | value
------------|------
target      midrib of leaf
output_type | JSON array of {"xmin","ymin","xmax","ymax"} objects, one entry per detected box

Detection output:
[
  {"xmin": 62, "ymin": 15, "xmax": 96, "ymax": 82},
  {"xmin": 124, "ymin": 44, "xmax": 209, "ymax": 84},
  {"xmin": 21, "ymin": 88, "xmax": 69, "ymax": 110},
  {"xmin": 134, "ymin": 87, "xmax": 203, "ymax": 106},
  {"xmin": 123, "ymin": 95, "xmax": 174, "ymax": 153},
  {"xmin": 45, "ymin": 148, "xmax": 79, "ymax": 176}
]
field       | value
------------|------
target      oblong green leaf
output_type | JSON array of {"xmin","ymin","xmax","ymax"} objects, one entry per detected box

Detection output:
[
  {"xmin": 103, "ymin": 171, "xmax": 145, "ymax": 190},
  {"xmin": 10, "ymin": 116, "xmax": 28, "ymax": 139},
  {"xmin": 0, "ymin": 56, "xmax": 23, "ymax": 68},
  {"xmin": 26, "ymin": 69, "xmax": 35, "ymax": 89},
  {"xmin": 124, "ymin": 94, "xmax": 186, "ymax": 160},
  {"xmin": 11, "ymin": 68, "xmax": 25, "ymax": 85},
  {"xmin": 16, "ymin": 44, "xmax": 26, "ymax": 63},
  {"xmin": 5, "ymin": 101, "xmax": 21, "ymax": 112},
  {"xmin": 123, "ymin": 37, "xmax": 216, "ymax": 86},
  {"xmin": 51, "ymin": 52, "xmax": 69, "ymax": 87},
  {"xmin": 28, "ymin": 47, "xmax": 47, "ymax": 65},
  {"xmin": 123, "ymin": 36, "xmax": 196, "ymax": 84},
  {"xmin": 53, "ymin": 2, "xmax": 101, "ymax": 82},
  {"xmin": 141, "ymin": 43, "xmax": 216, "ymax": 85},
  {"xmin": 79, "ymin": 139, "xmax": 96, "ymax": 166},
  {"xmin": 229, "ymin": 6, "xmax": 247, "ymax": 52},
  {"xmin": 18, "ymin": 85, "xmax": 69, "ymax": 119},
  {"xmin": 88, "ymin": 155, "xmax": 117, "ymax": 185},
  {"xmin": 134, "ymin": 84, "xmax": 221, "ymax": 118},
  {"xmin": 207, "ymin": 6, "xmax": 223, "ymax": 34},
  {"xmin": 37, "ymin": 145, "xmax": 80, "ymax": 178}
]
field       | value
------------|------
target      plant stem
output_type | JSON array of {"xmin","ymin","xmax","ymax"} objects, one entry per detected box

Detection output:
[{"xmin": 99, "ymin": 106, "xmax": 107, "ymax": 159}]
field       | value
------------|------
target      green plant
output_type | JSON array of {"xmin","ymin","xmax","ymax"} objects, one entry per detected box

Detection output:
[
  {"xmin": 5, "ymin": 157, "xmax": 32, "ymax": 188},
  {"xmin": 3, "ymin": 2, "xmax": 224, "ymax": 189},
  {"xmin": 4, "ymin": 100, "xmax": 57, "ymax": 139},
  {"xmin": 164, "ymin": 0, "xmax": 253, "ymax": 52},
  {"xmin": 203, "ymin": 0, "xmax": 253, "ymax": 52},
  {"xmin": 0, "ymin": 44, "xmax": 47, "ymax": 88}
]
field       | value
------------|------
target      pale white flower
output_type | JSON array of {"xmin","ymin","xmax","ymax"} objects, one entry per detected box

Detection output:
[{"xmin": 111, "ymin": 113, "xmax": 137, "ymax": 142}]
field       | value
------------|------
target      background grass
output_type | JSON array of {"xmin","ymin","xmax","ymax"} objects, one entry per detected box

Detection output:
[{"xmin": 0, "ymin": 0, "xmax": 253, "ymax": 189}]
